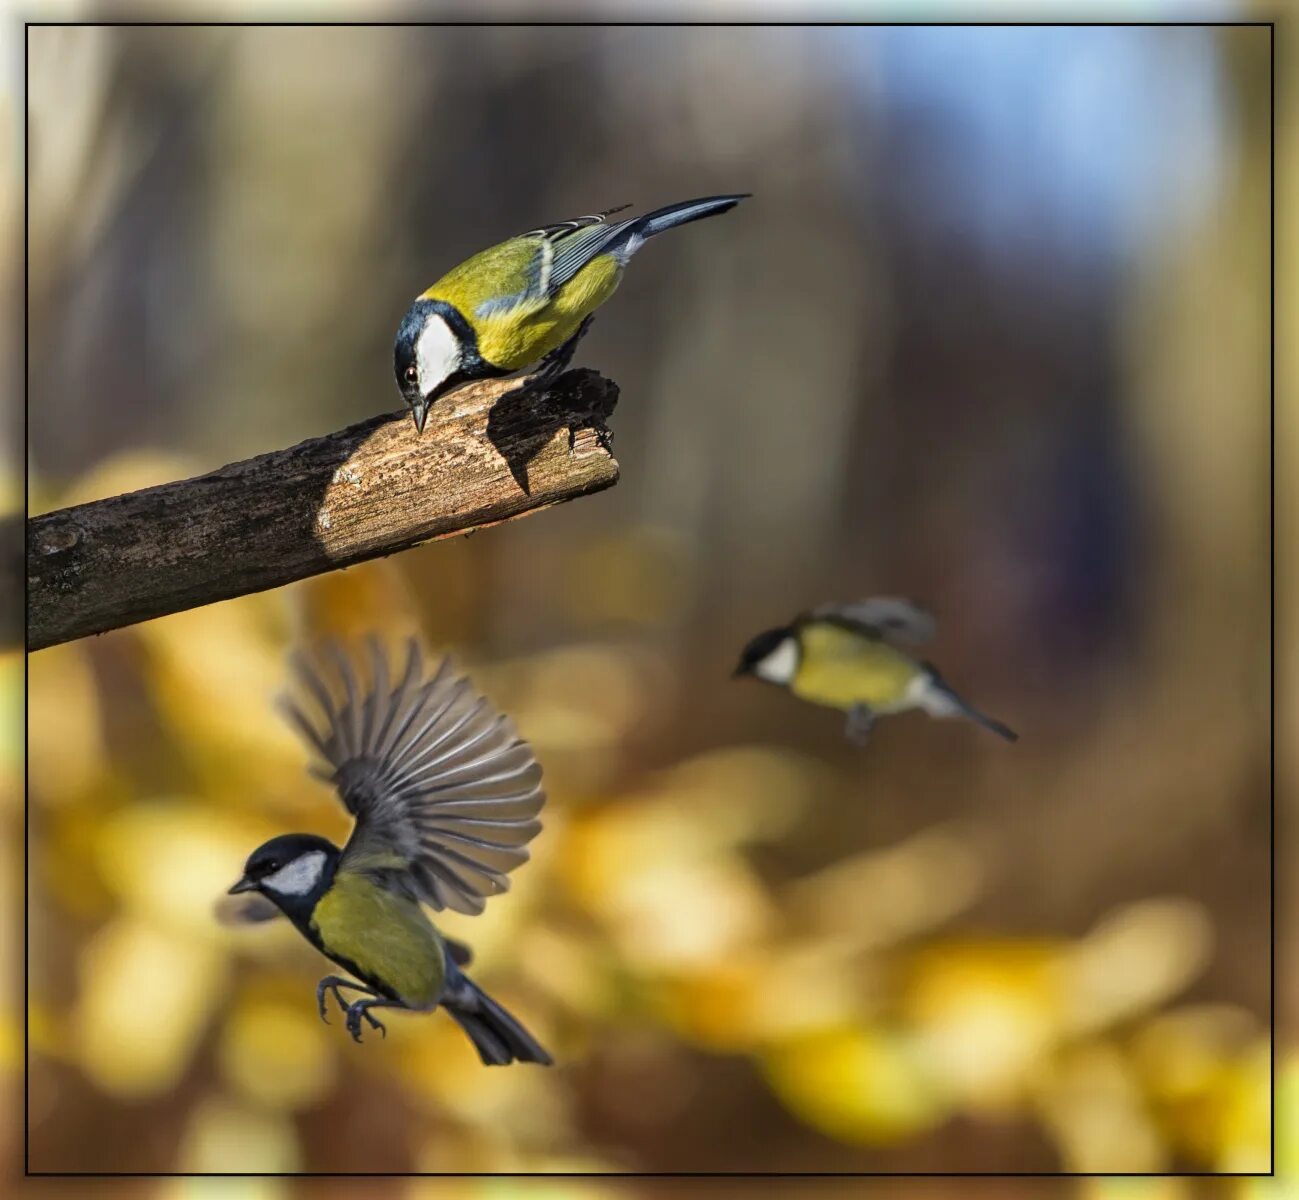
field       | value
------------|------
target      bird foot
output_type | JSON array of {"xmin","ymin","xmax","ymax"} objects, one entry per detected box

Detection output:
[
  {"xmin": 345, "ymin": 1000, "xmax": 388, "ymax": 1043},
  {"xmin": 846, "ymin": 705, "xmax": 876, "ymax": 746},
  {"xmin": 317, "ymin": 980, "xmax": 347, "ymax": 1024},
  {"xmin": 567, "ymin": 421, "xmax": 615, "ymax": 454},
  {"xmin": 316, "ymin": 975, "xmax": 374, "ymax": 1025}
]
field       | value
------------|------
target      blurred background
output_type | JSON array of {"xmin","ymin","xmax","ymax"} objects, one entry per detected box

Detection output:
[{"xmin": 17, "ymin": 19, "xmax": 1281, "ymax": 1189}]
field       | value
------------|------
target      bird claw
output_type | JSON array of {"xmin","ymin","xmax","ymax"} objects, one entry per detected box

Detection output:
[
  {"xmin": 567, "ymin": 421, "xmax": 614, "ymax": 454},
  {"xmin": 345, "ymin": 1000, "xmax": 387, "ymax": 1043},
  {"xmin": 316, "ymin": 980, "xmax": 346, "ymax": 1025},
  {"xmin": 317, "ymin": 976, "xmax": 374, "ymax": 1027},
  {"xmin": 846, "ymin": 705, "xmax": 876, "ymax": 746}
]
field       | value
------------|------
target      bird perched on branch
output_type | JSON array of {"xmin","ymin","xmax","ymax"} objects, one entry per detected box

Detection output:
[
  {"xmin": 732, "ymin": 597, "xmax": 1018, "ymax": 745},
  {"xmin": 393, "ymin": 194, "xmax": 750, "ymax": 432},
  {"xmin": 220, "ymin": 638, "xmax": 552, "ymax": 1065}
]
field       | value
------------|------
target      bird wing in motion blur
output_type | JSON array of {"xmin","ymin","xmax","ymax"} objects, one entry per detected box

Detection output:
[
  {"xmin": 807, "ymin": 596, "xmax": 938, "ymax": 647},
  {"xmin": 214, "ymin": 891, "xmax": 282, "ymax": 926},
  {"xmin": 280, "ymin": 637, "xmax": 545, "ymax": 916}
]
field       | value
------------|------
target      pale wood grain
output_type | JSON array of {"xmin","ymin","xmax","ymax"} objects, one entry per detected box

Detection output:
[{"xmin": 25, "ymin": 369, "xmax": 619, "ymax": 651}]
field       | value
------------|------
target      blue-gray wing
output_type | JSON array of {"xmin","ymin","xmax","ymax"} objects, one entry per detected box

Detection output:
[
  {"xmin": 808, "ymin": 597, "xmax": 937, "ymax": 646},
  {"xmin": 543, "ymin": 218, "xmax": 634, "ymax": 293},
  {"xmin": 516, "ymin": 205, "xmax": 634, "ymax": 301},
  {"xmin": 481, "ymin": 196, "xmax": 746, "ymax": 316},
  {"xmin": 542, "ymin": 195, "xmax": 748, "ymax": 294},
  {"xmin": 476, "ymin": 209, "xmax": 631, "ymax": 317},
  {"xmin": 280, "ymin": 638, "xmax": 545, "ymax": 916}
]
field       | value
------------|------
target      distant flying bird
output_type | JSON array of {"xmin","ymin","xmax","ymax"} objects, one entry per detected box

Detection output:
[{"xmin": 733, "ymin": 597, "xmax": 1018, "ymax": 744}]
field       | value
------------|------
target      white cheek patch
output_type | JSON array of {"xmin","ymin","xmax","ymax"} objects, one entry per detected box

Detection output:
[
  {"xmin": 263, "ymin": 850, "xmax": 327, "ymax": 897},
  {"xmin": 415, "ymin": 315, "xmax": 462, "ymax": 396},
  {"xmin": 755, "ymin": 638, "xmax": 799, "ymax": 685}
]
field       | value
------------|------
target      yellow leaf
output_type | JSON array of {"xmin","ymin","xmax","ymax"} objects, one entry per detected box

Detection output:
[
  {"xmin": 74, "ymin": 917, "xmax": 225, "ymax": 1097},
  {"xmin": 177, "ymin": 1096, "xmax": 301, "ymax": 1174},
  {"xmin": 292, "ymin": 557, "xmax": 423, "ymax": 644},
  {"xmin": 216, "ymin": 997, "xmax": 336, "ymax": 1111},
  {"xmin": 1064, "ymin": 897, "xmax": 1212, "ymax": 1034},
  {"xmin": 761, "ymin": 1025, "xmax": 946, "ymax": 1145},
  {"xmin": 787, "ymin": 823, "xmax": 986, "ymax": 950},
  {"xmin": 1036, "ymin": 1040, "xmax": 1167, "ymax": 1172},
  {"xmin": 51, "ymin": 449, "xmax": 202, "ymax": 512},
  {"xmin": 901, "ymin": 939, "xmax": 1065, "ymax": 1112},
  {"xmin": 95, "ymin": 801, "xmax": 275, "ymax": 939},
  {"xmin": 28, "ymin": 640, "xmax": 105, "ymax": 805}
]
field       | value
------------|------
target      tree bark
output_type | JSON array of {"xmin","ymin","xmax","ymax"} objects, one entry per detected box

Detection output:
[{"xmin": 24, "ymin": 369, "xmax": 619, "ymax": 652}]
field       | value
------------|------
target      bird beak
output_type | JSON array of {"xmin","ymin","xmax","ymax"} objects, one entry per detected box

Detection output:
[
  {"xmin": 227, "ymin": 876, "xmax": 256, "ymax": 895},
  {"xmin": 409, "ymin": 398, "xmax": 430, "ymax": 435},
  {"xmin": 731, "ymin": 663, "xmax": 750, "ymax": 679}
]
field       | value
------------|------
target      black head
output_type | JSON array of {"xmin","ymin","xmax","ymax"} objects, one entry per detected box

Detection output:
[
  {"xmin": 393, "ymin": 298, "xmax": 488, "ymax": 434},
  {"xmin": 228, "ymin": 833, "xmax": 340, "ymax": 917},
  {"xmin": 733, "ymin": 624, "xmax": 797, "ymax": 681}
]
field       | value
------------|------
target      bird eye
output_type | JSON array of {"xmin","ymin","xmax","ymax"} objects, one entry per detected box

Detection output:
[
  {"xmin": 264, "ymin": 859, "xmax": 279, "ymax": 873},
  {"xmin": 404, "ymin": 365, "xmax": 418, "ymax": 383}
]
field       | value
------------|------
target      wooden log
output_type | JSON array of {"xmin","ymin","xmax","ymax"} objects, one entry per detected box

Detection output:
[{"xmin": 25, "ymin": 369, "xmax": 619, "ymax": 652}]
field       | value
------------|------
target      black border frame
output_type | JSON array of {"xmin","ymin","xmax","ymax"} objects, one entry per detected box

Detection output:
[{"xmin": 20, "ymin": 16, "xmax": 1278, "ymax": 1182}]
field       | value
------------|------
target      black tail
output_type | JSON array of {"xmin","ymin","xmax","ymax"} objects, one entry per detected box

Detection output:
[
  {"xmin": 631, "ymin": 193, "xmax": 750, "ymax": 241},
  {"xmin": 923, "ymin": 665, "xmax": 1019, "ymax": 743},
  {"xmin": 959, "ymin": 704, "xmax": 1019, "ymax": 743},
  {"xmin": 443, "ymin": 964, "xmax": 552, "ymax": 1067}
]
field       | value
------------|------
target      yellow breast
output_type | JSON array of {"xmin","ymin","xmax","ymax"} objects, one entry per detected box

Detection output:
[
  {"xmin": 311, "ymin": 873, "xmax": 445, "ymax": 1010},
  {"xmin": 475, "ymin": 253, "xmax": 623, "ymax": 370},
  {"xmin": 792, "ymin": 624, "xmax": 921, "ymax": 712}
]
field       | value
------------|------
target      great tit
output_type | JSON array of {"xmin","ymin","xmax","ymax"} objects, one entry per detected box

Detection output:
[
  {"xmin": 223, "ymin": 638, "xmax": 552, "ymax": 1064},
  {"xmin": 733, "ymin": 597, "xmax": 1018, "ymax": 745},
  {"xmin": 393, "ymin": 194, "xmax": 750, "ymax": 432}
]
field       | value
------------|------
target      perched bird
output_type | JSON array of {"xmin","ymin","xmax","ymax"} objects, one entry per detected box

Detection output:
[
  {"xmin": 732, "ymin": 597, "xmax": 1018, "ymax": 744},
  {"xmin": 393, "ymin": 194, "xmax": 750, "ymax": 432},
  {"xmin": 221, "ymin": 638, "xmax": 552, "ymax": 1064}
]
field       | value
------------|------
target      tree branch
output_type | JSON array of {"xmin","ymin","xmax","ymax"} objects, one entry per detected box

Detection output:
[{"xmin": 25, "ymin": 369, "xmax": 619, "ymax": 652}]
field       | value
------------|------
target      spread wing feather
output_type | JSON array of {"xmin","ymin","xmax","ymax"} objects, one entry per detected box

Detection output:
[
  {"xmin": 807, "ymin": 597, "xmax": 937, "ymax": 646},
  {"xmin": 280, "ymin": 638, "xmax": 544, "ymax": 916}
]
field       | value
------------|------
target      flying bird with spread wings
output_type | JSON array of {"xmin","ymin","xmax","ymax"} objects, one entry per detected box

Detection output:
[{"xmin": 220, "ymin": 638, "xmax": 551, "ymax": 1065}]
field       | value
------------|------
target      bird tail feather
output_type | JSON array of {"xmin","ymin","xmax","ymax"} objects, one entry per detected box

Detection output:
[
  {"xmin": 444, "ymin": 969, "xmax": 553, "ymax": 1067},
  {"xmin": 630, "ymin": 194, "xmax": 750, "ymax": 241},
  {"xmin": 921, "ymin": 670, "xmax": 1019, "ymax": 743},
  {"xmin": 955, "ymin": 701, "xmax": 1019, "ymax": 743}
]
